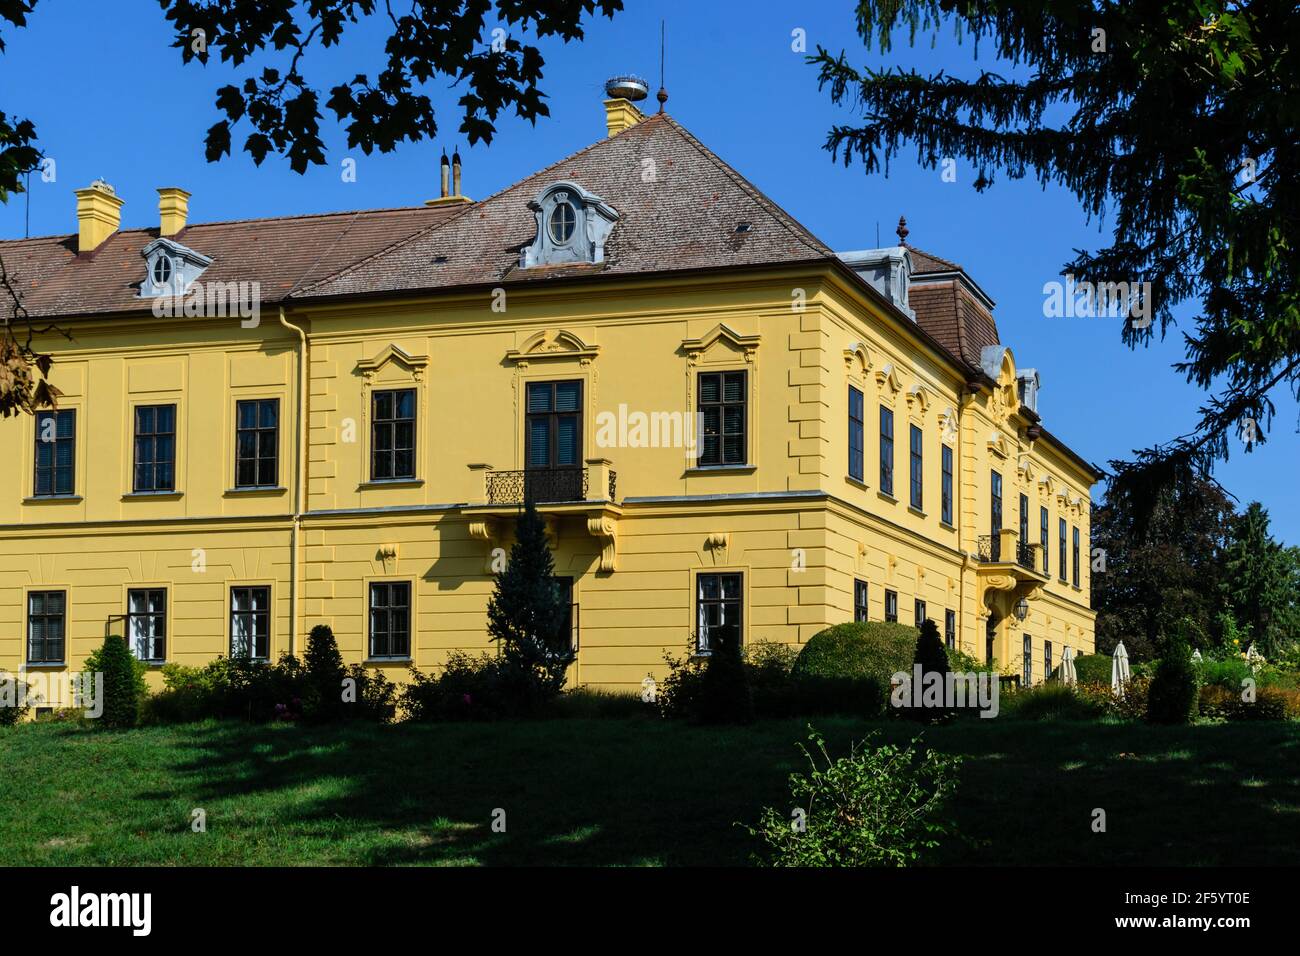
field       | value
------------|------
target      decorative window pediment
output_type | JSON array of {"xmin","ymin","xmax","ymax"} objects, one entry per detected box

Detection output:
[
  {"xmin": 938, "ymin": 406, "xmax": 959, "ymax": 444},
  {"xmin": 520, "ymin": 181, "xmax": 619, "ymax": 268},
  {"xmin": 680, "ymin": 324, "xmax": 760, "ymax": 364},
  {"xmin": 1039, "ymin": 474, "xmax": 1056, "ymax": 496},
  {"xmin": 876, "ymin": 363, "xmax": 903, "ymax": 395},
  {"xmin": 505, "ymin": 329, "xmax": 600, "ymax": 366},
  {"xmin": 988, "ymin": 432, "xmax": 1011, "ymax": 459},
  {"xmin": 843, "ymin": 342, "xmax": 872, "ymax": 376},
  {"xmin": 139, "ymin": 237, "xmax": 212, "ymax": 298},
  {"xmin": 905, "ymin": 383, "xmax": 931, "ymax": 413},
  {"xmin": 1017, "ymin": 455, "xmax": 1036, "ymax": 481},
  {"xmin": 357, "ymin": 344, "xmax": 431, "ymax": 382}
]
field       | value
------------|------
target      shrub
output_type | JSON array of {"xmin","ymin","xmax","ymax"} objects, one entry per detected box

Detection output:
[
  {"xmin": 1146, "ymin": 640, "xmax": 1200, "ymax": 725},
  {"xmin": 0, "ymin": 672, "xmax": 31, "ymax": 726},
  {"xmin": 343, "ymin": 663, "xmax": 397, "ymax": 723},
  {"xmin": 1072, "ymin": 654, "xmax": 1113, "ymax": 685},
  {"xmin": 747, "ymin": 728, "xmax": 961, "ymax": 866},
  {"xmin": 903, "ymin": 619, "xmax": 951, "ymax": 722},
  {"xmin": 82, "ymin": 641, "xmax": 149, "ymax": 711},
  {"xmin": 744, "ymin": 640, "xmax": 805, "ymax": 718},
  {"xmin": 551, "ymin": 687, "xmax": 647, "ymax": 719},
  {"xmin": 1199, "ymin": 684, "xmax": 1300, "ymax": 721},
  {"xmin": 1002, "ymin": 682, "xmax": 1109, "ymax": 721},
  {"xmin": 1111, "ymin": 675, "xmax": 1151, "ymax": 720},
  {"xmin": 945, "ymin": 645, "xmax": 983, "ymax": 673},
  {"xmin": 655, "ymin": 645, "xmax": 709, "ymax": 721},
  {"xmin": 96, "ymin": 635, "xmax": 140, "ymax": 728},
  {"xmin": 791, "ymin": 622, "xmax": 917, "ymax": 716},
  {"xmin": 399, "ymin": 652, "xmax": 507, "ymax": 721},
  {"xmin": 696, "ymin": 629, "xmax": 754, "ymax": 725},
  {"xmin": 303, "ymin": 624, "xmax": 347, "ymax": 722}
]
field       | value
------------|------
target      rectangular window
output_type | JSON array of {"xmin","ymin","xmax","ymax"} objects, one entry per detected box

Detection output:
[
  {"xmin": 1041, "ymin": 507, "xmax": 1050, "ymax": 577},
  {"xmin": 990, "ymin": 470, "xmax": 1003, "ymax": 561},
  {"xmin": 1022, "ymin": 634, "xmax": 1032, "ymax": 686},
  {"xmin": 1019, "ymin": 493, "xmax": 1029, "ymax": 549},
  {"xmin": 848, "ymin": 386, "xmax": 864, "ymax": 481},
  {"xmin": 369, "ymin": 581, "xmax": 412, "ymax": 659},
  {"xmin": 940, "ymin": 445, "xmax": 953, "ymax": 525},
  {"xmin": 1072, "ymin": 526, "xmax": 1081, "ymax": 587},
  {"xmin": 1045, "ymin": 640, "xmax": 1054, "ymax": 681},
  {"xmin": 133, "ymin": 405, "xmax": 176, "ymax": 493},
  {"xmin": 235, "ymin": 399, "xmax": 279, "ymax": 488},
  {"xmin": 698, "ymin": 372, "xmax": 746, "ymax": 466},
  {"xmin": 1059, "ymin": 518, "xmax": 1068, "ymax": 581},
  {"xmin": 33, "ymin": 409, "xmax": 76, "ymax": 497},
  {"xmin": 879, "ymin": 406, "xmax": 894, "ymax": 496},
  {"xmin": 884, "ymin": 589, "xmax": 898, "ymax": 623},
  {"xmin": 853, "ymin": 579, "xmax": 869, "ymax": 622},
  {"xmin": 27, "ymin": 590, "xmax": 66, "ymax": 664},
  {"xmin": 696, "ymin": 573, "xmax": 743, "ymax": 654},
  {"xmin": 126, "ymin": 588, "xmax": 167, "ymax": 663},
  {"xmin": 554, "ymin": 576, "xmax": 576, "ymax": 654},
  {"xmin": 914, "ymin": 598, "xmax": 927, "ymax": 625},
  {"xmin": 230, "ymin": 586, "xmax": 271, "ymax": 660},
  {"xmin": 371, "ymin": 388, "xmax": 416, "ymax": 480},
  {"xmin": 909, "ymin": 424, "xmax": 923, "ymax": 510},
  {"xmin": 944, "ymin": 609, "xmax": 956, "ymax": 650}
]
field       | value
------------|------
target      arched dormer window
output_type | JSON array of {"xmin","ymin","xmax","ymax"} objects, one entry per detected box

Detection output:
[
  {"xmin": 521, "ymin": 181, "xmax": 619, "ymax": 268},
  {"xmin": 140, "ymin": 237, "xmax": 212, "ymax": 298}
]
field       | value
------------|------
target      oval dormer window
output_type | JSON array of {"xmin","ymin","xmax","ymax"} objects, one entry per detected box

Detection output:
[
  {"xmin": 151, "ymin": 256, "xmax": 174, "ymax": 288},
  {"xmin": 548, "ymin": 201, "xmax": 576, "ymax": 244}
]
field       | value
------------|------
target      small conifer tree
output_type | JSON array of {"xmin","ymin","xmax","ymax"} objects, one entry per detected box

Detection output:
[
  {"xmin": 98, "ymin": 634, "xmax": 139, "ymax": 728},
  {"xmin": 908, "ymin": 619, "xmax": 951, "ymax": 722}
]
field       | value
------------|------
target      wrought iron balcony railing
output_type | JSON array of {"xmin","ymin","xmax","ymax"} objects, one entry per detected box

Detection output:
[
  {"xmin": 976, "ymin": 535, "xmax": 1038, "ymax": 572},
  {"xmin": 485, "ymin": 467, "xmax": 617, "ymax": 505}
]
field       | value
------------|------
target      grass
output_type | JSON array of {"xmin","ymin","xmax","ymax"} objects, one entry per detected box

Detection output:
[{"xmin": 3, "ymin": 715, "xmax": 1299, "ymax": 866}]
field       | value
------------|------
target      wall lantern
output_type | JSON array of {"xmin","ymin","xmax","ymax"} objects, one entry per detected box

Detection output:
[{"xmin": 1014, "ymin": 597, "xmax": 1030, "ymax": 621}]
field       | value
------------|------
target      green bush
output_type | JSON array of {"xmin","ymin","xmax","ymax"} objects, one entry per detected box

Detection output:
[
  {"xmin": 790, "ymin": 622, "xmax": 917, "ymax": 716},
  {"xmin": 82, "ymin": 641, "xmax": 149, "ymax": 710},
  {"xmin": 1199, "ymin": 683, "xmax": 1300, "ymax": 721},
  {"xmin": 0, "ymin": 672, "xmax": 31, "ymax": 726},
  {"xmin": 343, "ymin": 663, "xmax": 397, "ymax": 723},
  {"xmin": 744, "ymin": 640, "xmax": 805, "ymax": 718},
  {"xmin": 696, "ymin": 630, "xmax": 754, "ymax": 725},
  {"xmin": 945, "ymin": 645, "xmax": 983, "ymax": 673},
  {"xmin": 747, "ymin": 728, "xmax": 961, "ymax": 866},
  {"xmin": 97, "ymin": 635, "xmax": 140, "ymax": 728},
  {"xmin": 399, "ymin": 652, "xmax": 508, "ymax": 721},
  {"xmin": 1147, "ymin": 640, "xmax": 1200, "ymax": 725},
  {"xmin": 1072, "ymin": 654, "xmax": 1113, "ymax": 685},
  {"xmin": 1001, "ymin": 682, "xmax": 1109, "ymax": 721}
]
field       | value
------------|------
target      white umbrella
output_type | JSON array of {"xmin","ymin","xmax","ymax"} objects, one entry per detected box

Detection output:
[
  {"xmin": 1060, "ymin": 646, "xmax": 1078, "ymax": 686},
  {"xmin": 1111, "ymin": 641, "xmax": 1131, "ymax": 696},
  {"xmin": 1245, "ymin": 643, "xmax": 1265, "ymax": 673},
  {"xmin": 1191, "ymin": 649, "xmax": 1203, "ymax": 663}
]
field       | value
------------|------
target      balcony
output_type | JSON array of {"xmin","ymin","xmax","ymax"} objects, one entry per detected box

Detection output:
[
  {"xmin": 977, "ymin": 535, "xmax": 1039, "ymax": 573},
  {"xmin": 485, "ymin": 466, "xmax": 617, "ymax": 506}
]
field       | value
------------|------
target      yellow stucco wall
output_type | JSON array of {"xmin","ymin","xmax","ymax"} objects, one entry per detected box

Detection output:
[{"xmin": 0, "ymin": 264, "xmax": 1096, "ymax": 692}]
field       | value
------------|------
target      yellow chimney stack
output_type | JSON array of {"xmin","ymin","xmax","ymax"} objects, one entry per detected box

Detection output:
[
  {"xmin": 157, "ymin": 187, "xmax": 191, "ymax": 237},
  {"xmin": 604, "ymin": 97, "xmax": 644, "ymax": 137},
  {"xmin": 74, "ymin": 180, "xmax": 124, "ymax": 253}
]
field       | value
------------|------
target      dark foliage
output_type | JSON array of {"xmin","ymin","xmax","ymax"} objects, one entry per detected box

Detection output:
[
  {"xmin": 906, "ymin": 618, "xmax": 951, "ymax": 722},
  {"xmin": 303, "ymin": 623, "xmax": 346, "ymax": 722},
  {"xmin": 790, "ymin": 621, "xmax": 917, "ymax": 716},
  {"xmin": 1147, "ymin": 633, "xmax": 1200, "ymax": 725},
  {"xmin": 97, "ymin": 635, "xmax": 139, "ymax": 729}
]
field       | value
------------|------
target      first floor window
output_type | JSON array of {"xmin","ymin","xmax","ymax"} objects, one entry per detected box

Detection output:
[
  {"xmin": 235, "ymin": 399, "xmax": 279, "ymax": 488},
  {"xmin": 698, "ymin": 371, "xmax": 746, "ymax": 466},
  {"xmin": 879, "ymin": 406, "xmax": 894, "ymax": 496},
  {"xmin": 230, "ymin": 586, "xmax": 271, "ymax": 660},
  {"xmin": 1059, "ymin": 518, "xmax": 1068, "ymax": 580},
  {"xmin": 34, "ymin": 408, "xmax": 76, "ymax": 496},
  {"xmin": 1072, "ymin": 526, "xmax": 1081, "ymax": 587},
  {"xmin": 27, "ymin": 590, "xmax": 66, "ymax": 664},
  {"xmin": 697, "ymin": 573, "xmax": 742, "ymax": 654},
  {"xmin": 853, "ymin": 579, "xmax": 868, "ymax": 622},
  {"xmin": 1045, "ymin": 640, "xmax": 1054, "ymax": 681},
  {"xmin": 884, "ymin": 589, "xmax": 898, "ymax": 623},
  {"xmin": 915, "ymin": 598, "xmax": 927, "ymax": 625},
  {"xmin": 909, "ymin": 424, "xmax": 924, "ymax": 510},
  {"xmin": 369, "ymin": 581, "xmax": 412, "ymax": 659},
  {"xmin": 944, "ymin": 609, "xmax": 956, "ymax": 650},
  {"xmin": 133, "ymin": 404, "xmax": 176, "ymax": 493},
  {"xmin": 1022, "ymin": 634, "xmax": 1033, "ymax": 686},
  {"xmin": 127, "ymin": 588, "xmax": 167, "ymax": 662},
  {"xmin": 940, "ymin": 445, "xmax": 953, "ymax": 525},
  {"xmin": 848, "ymin": 386, "xmax": 864, "ymax": 481},
  {"xmin": 371, "ymin": 388, "xmax": 416, "ymax": 480},
  {"xmin": 1041, "ymin": 507, "xmax": 1050, "ymax": 576}
]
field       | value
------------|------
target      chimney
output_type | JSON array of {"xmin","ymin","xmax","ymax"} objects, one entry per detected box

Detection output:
[
  {"xmin": 425, "ymin": 147, "xmax": 472, "ymax": 206},
  {"xmin": 74, "ymin": 179, "xmax": 124, "ymax": 253},
  {"xmin": 603, "ymin": 75, "xmax": 648, "ymax": 137},
  {"xmin": 157, "ymin": 187, "xmax": 191, "ymax": 237}
]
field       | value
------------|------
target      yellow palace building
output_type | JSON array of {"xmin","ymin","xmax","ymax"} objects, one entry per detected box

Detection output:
[{"xmin": 0, "ymin": 85, "xmax": 1099, "ymax": 693}]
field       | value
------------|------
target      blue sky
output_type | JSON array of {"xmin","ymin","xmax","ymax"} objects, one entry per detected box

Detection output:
[{"xmin": 2, "ymin": 0, "xmax": 1295, "ymax": 542}]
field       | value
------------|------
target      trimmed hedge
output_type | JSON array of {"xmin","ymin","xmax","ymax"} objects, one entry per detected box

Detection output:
[
  {"xmin": 1072, "ymin": 653, "xmax": 1112, "ymax": 685},
  {"xmin": 791, "ymin": 621, "xmax": 917, "ymax": 716}
]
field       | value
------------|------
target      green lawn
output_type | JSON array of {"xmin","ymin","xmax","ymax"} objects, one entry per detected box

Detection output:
[{"xmin": 3, "ymin": 716, "xmax": 1299, "ymax": 866}]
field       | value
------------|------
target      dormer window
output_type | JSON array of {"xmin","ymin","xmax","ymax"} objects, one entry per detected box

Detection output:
[
  {"xmin": 140, "ymin": 237, "xmax": 212, "ymax": 298},
  {"xmin": 521, "ymin": 181, "xmax": 619, "ymax": 269}
]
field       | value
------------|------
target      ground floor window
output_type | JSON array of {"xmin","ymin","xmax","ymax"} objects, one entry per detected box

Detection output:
[
  {"xmin": 1022, "ymin": 633, "xmax": 1032, "ymax": 686},
  {"xmin": 1045, "ymin": 640, "xmax": 1053, "ymax": 680},
  {"xmin": 230, "ymin": 586, "xmax": 271, "ymax": 660},
  {"xmin": 554, "ymin": 576, "xmax": 576, "ymax": 653},
  {"xmin": 853, "ymin": 579, "xmax": 868, "ymax": 622},
  {"xmin": 884, "ymin": 589, "xmax": 898, "ymax": 623},
  {"xmin": 696, "ymin": 573, "xmax": 742, "ymax": 654},
  {"xmin": 944, "ymin": 609, "xmax": 956, "ymax": 650},
  {"xmin": 369, "ymin": 581, "xmax": 411, "ymax": 659},
  {"xmin": 127, "ymin": 588, "xmax": 167, "ymax": 663},
  {"xmin": 27, "ymin": 590, "xmax": 66, "ymax": 664},
  {"xmin": 914, "ymin": 599, "xmax": 927, "ymax": 626}
]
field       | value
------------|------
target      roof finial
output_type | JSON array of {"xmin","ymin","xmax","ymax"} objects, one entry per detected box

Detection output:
[
  {"xmin": 657, "ymin": 20, "xmax": 668, "ymax": 114},
  {"xmin": 896, "ymin": 215, "xmax": 909, "ymax": 246}
]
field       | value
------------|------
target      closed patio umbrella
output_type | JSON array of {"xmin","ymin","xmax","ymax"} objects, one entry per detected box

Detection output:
[
  {"xmin": 1111, "ymin": 641, "xmax": 1131, "ymax": 696},
  {"xmin": 1245, "ymin": 643, "xmax": 1265, "ymax": 672},
  {"xmin": 1060, "ymin": 646, "xmax": 1078, "ymax": 686}
]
